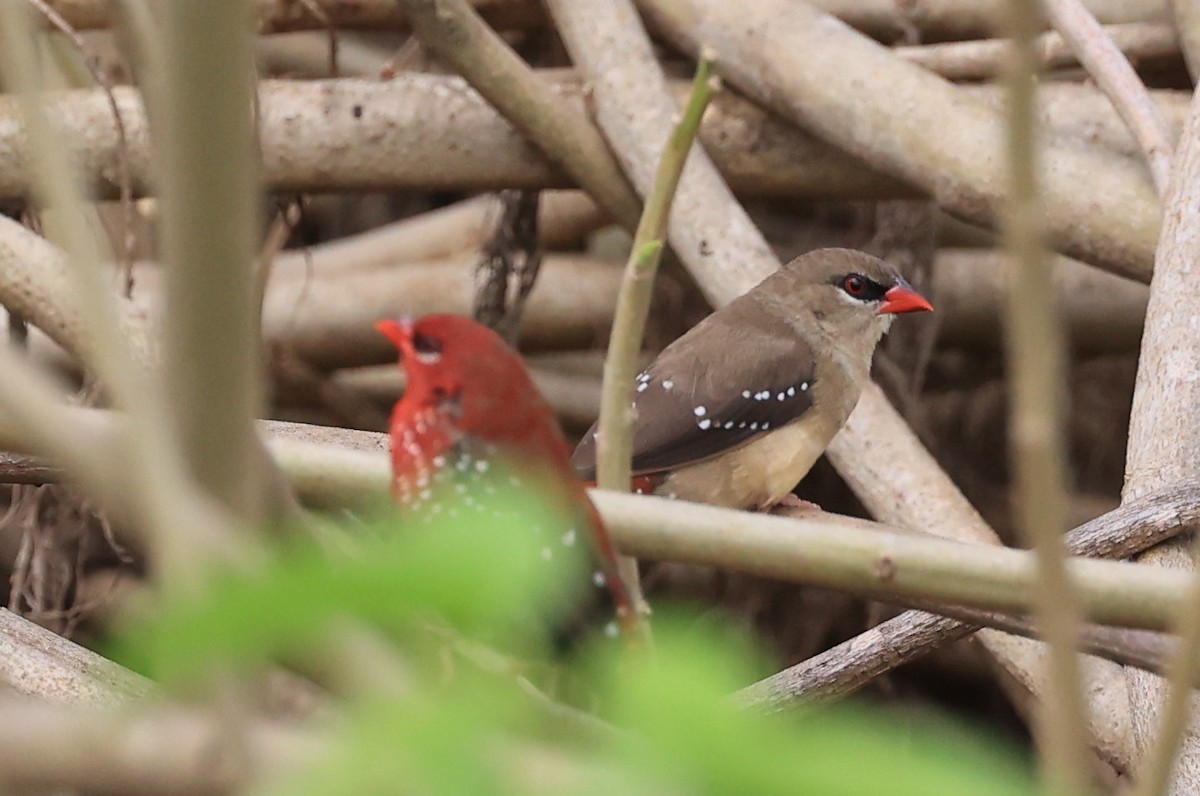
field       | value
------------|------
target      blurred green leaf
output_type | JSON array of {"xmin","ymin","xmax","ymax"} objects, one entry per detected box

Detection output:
[{"xmin": 109, "ymin": 466, "xmax": 589, "ymax": 682}]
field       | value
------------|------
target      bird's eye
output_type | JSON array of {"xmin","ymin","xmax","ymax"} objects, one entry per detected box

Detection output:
[
  {"xmin": 412, "ymin": 333, "xmax": 442, "ymax": 363},
  {"xmin": 841, "ymin": 274, "xmax": 867, "ymax": 296}
]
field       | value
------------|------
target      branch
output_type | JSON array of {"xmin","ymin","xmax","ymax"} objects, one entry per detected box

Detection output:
[
  {"xmin": 639, "ymin": 0, "xmax": 1161, "ymax": 280},
  {"xmin": 0, "ymin": 608, "xmax": 152, "ymax": 705},
  {"xmin": 735, "ymin": 481, "xmax": 1200, "ymax": 711},
  {"xmin": 1000, "ymin": 1, "xmax": 1089, "ymax": 788},
  {"xmin": 395, "ymin": 0, "xmax": 642, "ymax": 231},
  {"xmin": 1043, "ymin": 0, "xmax": 1175, "ymax": 196},
  {"xmin": 0, "ymin": 78, "xmax": 1184, "ymax": 208},
  {"xmin": 932, "ymin": 248, "xmax": 1147, "ymax": 354},
  {"xmin": 597, "ymin": 490, "xmax": 1197, "ymax": 633},
  {"xmin": 1121, "ymin": 58, "xmax": 1200, "ymax": 796},
  {"xmin": 896, "ymin": 22, "xmax": 1179, "ymax": 82},
  {"xmin": 260, "ymin": 253, "xmax": 665, "ymax": 370}
]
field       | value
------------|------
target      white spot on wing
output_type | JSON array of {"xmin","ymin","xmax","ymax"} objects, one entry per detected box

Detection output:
[
  {"xmin": 693, "ymin": 406, "xmax": 706, "ymax": 417},
  {"xmin": 698, "ymin": 418, "xmax": 712, "ymax": 429},
  {"xmin": 662, "ymin": 379, "xmax": 674, "ymax": 390}
]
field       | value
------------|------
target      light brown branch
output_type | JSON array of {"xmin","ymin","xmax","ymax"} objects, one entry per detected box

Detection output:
[
  {"xmin": 932, "ymin": 248, "xmax": 1147, "ymax": 353},
  {"xmin": 1170, "ymin": 0, "xmax": 1200, "ymax": 81},
  {"xmin": 0, "ymin": 607, "xmax": 152, "ymax": 705},
  {"xmin": 1043, "ymin": 0, "xmax": 1176, "ymax": 196},
  {"xmin": 259, "ymin": 253, "xmax": 658, "ymax": 370},
  {"xmin": 897, "ymin": 22, "xmax": 1179, "ymax": 81},
  {"xmin": 0, "ymin": 78, "xmax": 1185, "ymax": 209},
  {"xmin": 735, "ymin": 481, "xmax": 1200, "ymax": 711},
  {"xmin": 396, "ymin": 0, "xmax": 642, "ymax": 231},
  {"xmin": 1001, "ymin": 1, "xmax": 1089, "ymax": 788},
  {"xmin": 640, "ymin": 0, "xmax": 1161, "ymax": 280},
  {"xmin": 1122, "ymin": 64, "xmax": 1200, "ymax": 796}
]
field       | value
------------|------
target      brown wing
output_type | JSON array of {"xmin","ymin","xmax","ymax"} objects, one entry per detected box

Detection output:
[{"xmin": 572, "ymin": 303, "xmax": 817, "ymax": 480}]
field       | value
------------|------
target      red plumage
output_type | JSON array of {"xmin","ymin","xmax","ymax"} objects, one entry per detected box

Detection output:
[{"xmin": 376, "ymin": 314, "xmax": 637, "ymax": 638}]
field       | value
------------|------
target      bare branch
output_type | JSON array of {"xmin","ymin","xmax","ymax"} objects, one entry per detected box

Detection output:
[{"xmin": 1043, "ymin": 0, "xmax": 1175, "ymax": 195}]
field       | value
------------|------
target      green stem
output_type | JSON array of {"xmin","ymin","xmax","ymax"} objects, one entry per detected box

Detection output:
[{"xmin": 594, "ymin": 53, "xmax": 715, "ymax": 623}]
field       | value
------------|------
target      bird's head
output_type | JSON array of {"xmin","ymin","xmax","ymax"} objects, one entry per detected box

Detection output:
[
  {"xmin": 768, "ymin": 248, "xmax": 932, "ymax": 346},
  {"xmin": 375, "ymin": 314, "xmax": 564, "ymax": 456},
  {"xmin": 376, "ymin": 314, "xmax": 512, "ymax": 415}
]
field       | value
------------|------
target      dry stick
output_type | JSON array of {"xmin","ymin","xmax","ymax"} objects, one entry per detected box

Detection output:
[
  {"xmin": 1123, "ymin": 85, "xmax": 1200, "ymax": 796},
  {"xmin": 639, "ymin": 0, "xmax": 1161, "ymax": 282},
  {"xmin": 1000, "ymin": 2, "xmax": 1090, "ymax": 791},
  {"xmin": 898, "ymin": 602, "xmax": 1178, "ymax": 682},
  {"xmin": 595, "ymin": 54, "xmax": 716, "ymax": 628},
  {"xmin": 26, "ymin": 0, "xmax": 138, "ymax": 291},
  {"xmin": 544, "ymin": 0, "xmax": 777, "ymax": 305},
  {"xmin": 735, "ymin": 481, "xmax": 1200, "ymax": 711},
  {"xmin": 1043, "ymin": 0, "xmax": 1176, "ymax": 196},
  {"xmin": 1170, "ymin": 0, "xmax": 1200, "ymax": 82},
  {"xmin": 0, "ymin": 77, "xmax": 1183, "ymax": 205},
  {"xmin": 394, "ymin": 0, "xmax": 642, "ymax": 231},
  {"xmin": 896, "ymin": 22, "xmax": 1179, "ymax": 82},
  {"xmin": 599, "ymin": 491, "xmax": 1200, "ymax": 633}
]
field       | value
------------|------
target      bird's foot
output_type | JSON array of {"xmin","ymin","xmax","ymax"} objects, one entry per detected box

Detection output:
[{"xmin": 770, "ymin": 494, "xmax": 823, "ymax": 514}]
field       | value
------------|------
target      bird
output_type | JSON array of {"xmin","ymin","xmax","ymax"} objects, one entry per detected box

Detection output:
[
  {"xmin": 572, "ymin": 248, "xmax": 932, "ymax": 511},
  {"xmin": 376, "ymin": 313, "xmax": 639, "ymax": 641}
]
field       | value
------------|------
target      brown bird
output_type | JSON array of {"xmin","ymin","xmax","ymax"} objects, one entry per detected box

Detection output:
[{"xmin": 571, "ymin": 248, "xmax": 932, "ymax": 510}]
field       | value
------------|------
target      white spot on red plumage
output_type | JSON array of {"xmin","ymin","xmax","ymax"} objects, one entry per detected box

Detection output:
[{"xmin": 475, "ymin": 459, "xmax": 489, "ymax": 473}]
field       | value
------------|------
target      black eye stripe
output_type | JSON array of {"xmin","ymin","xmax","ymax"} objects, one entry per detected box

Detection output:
[
  {"xmin": 832, "ymin": 272, "xmax": 889, "ymax": 302},
  {"xmin": 413, "ymin": 333, "xmax": 442, "ymax": 355}
]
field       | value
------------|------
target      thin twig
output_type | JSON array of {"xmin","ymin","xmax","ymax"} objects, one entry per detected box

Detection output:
[
  {"xmin": 26, "ymin": 0, "xmax": 138, "ymax": 292},
  {"xmin": 1043, "ymin": 0, "xmax": 1175, "ymax": 196},
  {"xmin": 896, "ymin": 22, "xmax": 1179, "ymax": 82},
  {"xmin": 595, "ymin": 53, "xmax": 716, "ymax": 628},
  {"xmin": 1001, "ymin": 3, "xmax": 1090, "ymax": 791}
]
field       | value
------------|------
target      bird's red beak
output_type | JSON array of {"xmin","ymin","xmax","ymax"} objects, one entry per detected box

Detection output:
[
  {"xmin": 878, "ymin": 283, "xmax": 933, "ymax": 315},
  {"xmin": 375, "ymin": 317, "xmax": 415, "ymax": 355}
]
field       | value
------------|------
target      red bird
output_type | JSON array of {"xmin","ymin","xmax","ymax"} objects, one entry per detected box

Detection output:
[{"xmin": 376, "ymin": 314, "xmax": 638, "ymax": 639}]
